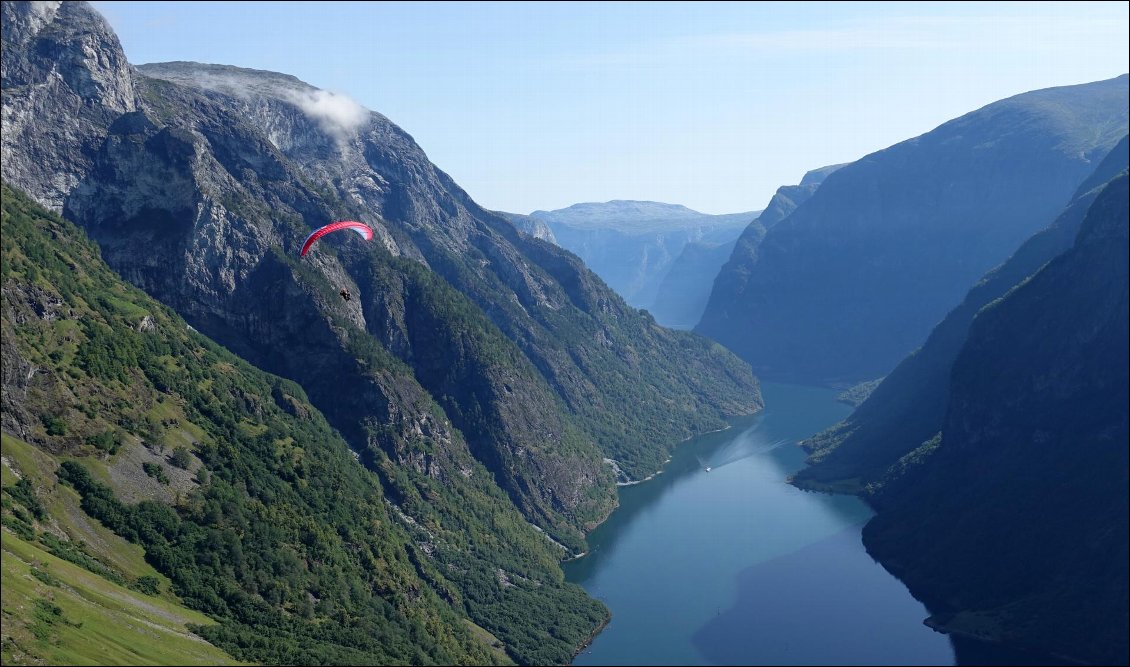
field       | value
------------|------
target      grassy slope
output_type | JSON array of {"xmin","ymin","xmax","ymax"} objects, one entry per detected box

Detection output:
[{"xmin": 2, "ymin": 434, "xmax": 242, "ymax": 665}]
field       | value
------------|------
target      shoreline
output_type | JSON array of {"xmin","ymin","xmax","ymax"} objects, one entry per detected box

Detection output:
[
  {"xmin": 923, "ymin": 616, "xmax": 1088, "ymax": 666},
  {"xmin": 612, "ymin": 421, "xmax": 738, "ymax": 487},
  {"xmin": 562, "ymin": 408, "xmax": 762, "ymax": 661},
  {"xmin": 570, "ymin": 614, "xmax": 611, "ymax": 663},
  {"xmin": 567, "ymin": 415, "xmax": 751, "ymax": 567}
]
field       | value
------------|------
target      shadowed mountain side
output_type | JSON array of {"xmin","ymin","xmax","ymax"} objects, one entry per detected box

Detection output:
[
  {"xmin": 698, "ymin": 76, "xmax": 1128, "ymax": 385},
  {"xmin": 862, "ymin": 174, "xmax": 1129, "ymax": 665},
  {"xmin": 700, "ymin": 164, "xmax": 842, "ymax": 333},
  {"xmin": 794, "ymin": 135, "xmax": 1129, "ymax": 491}
]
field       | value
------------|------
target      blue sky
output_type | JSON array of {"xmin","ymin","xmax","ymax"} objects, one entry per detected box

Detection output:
[{"xmin": 91, "ymin": 1, "xmax": 1129, "ymax": 214}]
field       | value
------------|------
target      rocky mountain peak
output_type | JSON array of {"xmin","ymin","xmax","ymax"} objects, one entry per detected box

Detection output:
[{"xmin": 1, "ymin": 0, "xmax": 137, "ymax": 211}]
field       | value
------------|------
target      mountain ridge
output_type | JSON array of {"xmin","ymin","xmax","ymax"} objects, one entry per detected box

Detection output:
[
  {"xmin": 1, "ymin": 2, "xmax": 762, "ymax": 663},
  {"xmin": 698, "ymin": 74, "xmax": 1129, "ymax": 385}
]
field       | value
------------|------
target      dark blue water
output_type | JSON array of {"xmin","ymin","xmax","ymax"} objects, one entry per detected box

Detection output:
[{"xmin": 564, "ymin": 383, "xmax": 955, "ymax": 666}]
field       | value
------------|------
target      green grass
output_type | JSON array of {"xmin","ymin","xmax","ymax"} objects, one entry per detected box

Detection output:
[
  {"xmin": 465, "ymin": 620, "xmax": 513, "ymax": 665},
  {"xmin": 1, "ymin": 530, "xmax": 243, "ymax": 665},
  {"xmin": 2, "ymin": 435, "xmax": 169, "ymax": 601}
]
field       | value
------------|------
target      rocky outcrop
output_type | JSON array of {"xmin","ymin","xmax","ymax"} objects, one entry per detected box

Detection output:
[
  {"xmin": 496, "ymin": 210, "xmax": 558, "ymax": 244},
  {"xmin": 1, "ymin": 0, "xmax": 137, "ymax": 211}
]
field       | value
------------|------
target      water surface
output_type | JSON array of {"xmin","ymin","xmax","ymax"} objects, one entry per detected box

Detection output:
[{"xmin": 564, "ymin": 383, "xmax": 954, "ymax": 666}]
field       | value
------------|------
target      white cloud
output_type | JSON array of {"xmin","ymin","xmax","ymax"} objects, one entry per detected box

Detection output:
[{"xmin": 285, "ymin": 89, "xmax": 369, "ymax": 141}]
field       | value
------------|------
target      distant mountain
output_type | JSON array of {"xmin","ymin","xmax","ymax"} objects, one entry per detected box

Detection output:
[
  {"xmin": 647, "ymin": 239, "xmax": 738, "ymax": 328},
  {"xmin": 0, "ymin": 1, "xmax": 761, "ymax": 663},
  {"xmin": 860, "ymin": 171, "xmax": 1128, "ymax": 665},
  {"xmin": 526, "ymin": 201, "xmax": 758, "ymax": 311},
  {"xmin": 698, "ymin": 76, "xmax": 1129, "ymax": 385},
  {"xmin": 648, "ymin": 164, "xmax": 844, "ymax": 329},
  {"xmin": 696, "ymin": 165, "xmax": 842, "ymax": 331},
  {"xmin": 495, "ymin": 210, "xmax": 557, "ymax": 244},
  {"xmin": 794, "ymin": 135, "xmax": 1129, "ymax": 492},
  {"xmin": 532, "ymin": 200, "xmax": 751, "ymax": 232}
]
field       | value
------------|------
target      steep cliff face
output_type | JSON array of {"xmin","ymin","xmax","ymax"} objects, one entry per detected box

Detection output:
[
  {"xmin": 1, "ymin": 0, "xmax": 137, "ymax": 211},
  {"xmin": 1, "ymin": 1, "xmax": 762, "ymax": 558},
  {"xmin": 794, "ymin": 136, "xmax": 1130, "ymax": 491},
  {"xmin": 861, "ymin": 173, "xmax": 1129, "ymax": 665},
  {"xmin": 697, "ymin": 77, "xmax": 1128, "ymax": 384},
  {"xmin": 496, "ymin": 211, "xmax": 558, "ymax": 244}
]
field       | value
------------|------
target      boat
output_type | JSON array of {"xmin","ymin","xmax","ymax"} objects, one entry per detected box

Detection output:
[{"xmin": 704, "ymin": 467, "xmax": 712, "ymax": 472}]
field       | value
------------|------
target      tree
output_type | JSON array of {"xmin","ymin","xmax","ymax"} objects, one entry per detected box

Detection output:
[{"xmin": 169, "ymin": 446, "xmax": 193, "ymax": 469}]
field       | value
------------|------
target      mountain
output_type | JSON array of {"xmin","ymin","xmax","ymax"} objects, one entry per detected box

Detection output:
[
  {"xmin": 695, "ymin": 165, "xmax": 842, "ymax": 331},
  {"xmin": 653, "ymin": 164, "xmax": 844, "ymax": 331},
  {"xmin": 1, "ymin": 1, "xmax": 762, "ymax": 663},
  {"xmin": 1, "ymin": 1, "xmax": 760, "ymax": 537},
  {"xmin": 3, "ymin": 182, "xmax": 564, "ymax": 664},
  {"xmin": 697, "ymin": 76, "xmax": 1129, "ymax": 385},
  {"xmin": 860, "ymin": 172, "xmax": 1129, "ymax": 665},
  {"xmin": 495, "ymin": 211, "xmax": 557, "ymax": 244},
  {"xmin": 526, "ymin": 201, "xmax": 758, "ymax": 313},
  {"xmin": 793, "ymin": 135, "xmax": 1129, "ymax": 492},
  {"xmin": 754, "ymin": 164, "xmax": 845, "ymax": 229},
  {"xmin": 647, "ymin": 239, "xmax": 738, "ymax": 328}
]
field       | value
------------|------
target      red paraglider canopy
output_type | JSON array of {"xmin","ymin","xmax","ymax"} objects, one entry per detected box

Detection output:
[{"xmin": 299, "ymin": 220, "xmax": 374, "ymax": 257}]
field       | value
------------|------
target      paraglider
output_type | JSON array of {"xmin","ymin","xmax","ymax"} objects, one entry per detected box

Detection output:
[
  {"xmin": 300, "ymin": 221, "xmax": 373, "ymax": 301},
  {"xmin": 299, "ymin": 220, "xmax": 374, "ymax": 257}
]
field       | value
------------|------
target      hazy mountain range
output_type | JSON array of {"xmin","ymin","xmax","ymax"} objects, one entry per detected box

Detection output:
[
  {"xmin": 521, "ymin": 201, "xmax": 757, "ymax": 323},
  {"xmin": 1, "ymin": 1, "xmax": 1126, "ymax": 665}
]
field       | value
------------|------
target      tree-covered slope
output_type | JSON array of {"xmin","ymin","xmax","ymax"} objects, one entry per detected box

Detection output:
[
  {"xmin": 860, "ymin": 172, "xmax": 1129, "ymax": 665},
  {"xmin": 793, "ymin": 135, "xmax": 1130, "ymax": 492},
  {"xmin": 1, "ymin": 181, "xmax": 608, "ymax": 665},
  {"xmin": 698, "ymin": 76, "xmax": 1128, "ymax": 384}
]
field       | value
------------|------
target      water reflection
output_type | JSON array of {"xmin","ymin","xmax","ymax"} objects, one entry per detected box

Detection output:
[
  {"xmin": 692, "ymin": 526, "xmax": 953, "ymax": 666},
  {"xmin": 565, "ymin": 383, "xmax": 954, "ymax": 666}
]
